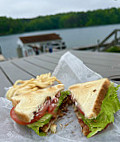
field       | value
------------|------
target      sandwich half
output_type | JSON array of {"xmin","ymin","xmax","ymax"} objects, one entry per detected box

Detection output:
[
  {"xmin": 69, "ymin": 78, "xmax": 120, "ymax": 138},
  {"xmin": 9, "ymin": 84, "xmax": 71, "ymax": 136},
  {"xmin": 7, "ymin": 73, "xmax": 71, "ymax": 136}
]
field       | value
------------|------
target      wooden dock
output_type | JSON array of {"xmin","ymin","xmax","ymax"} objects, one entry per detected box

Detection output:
[
  {"xmin": 0, "ymin": 50, "xmax": 120, "ymax": 97},
  {"xmin": 75, "ymin": 29, "xmax": 120, "ymax": 51},
  {"xmin": 74, "ymin": 43, "xmax": 110, "ymax": 51}
]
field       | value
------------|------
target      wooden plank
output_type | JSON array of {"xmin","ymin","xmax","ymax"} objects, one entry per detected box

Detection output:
[
  {"xmin": 12, "ymin": 58, "xmax": 50, "ymax": 76},
  {"xmin": 45, "ymin": 50, "xmax": 120, "ymax": 75},
  {"xmin": 55, "ymin": 50, "xmax": 120, "ymax": 61},
  {"xmin": 85, "ymin": 63, "xmax": 120, "ymax": 77},
  {"xmin": 47, "ymin": 52, "xmax": 62, "ymax": 59},
  {"xmin": 56, "ymin": 50, "xmax": 69, "ymax": 55},
  {"xmin": 85, "ymin": 61, "xmax": 120, "ymax": 84},
  {"xmin": 0, "ymin": 61, "xmax": 33, "ymax": 84},
  {"xmin": 34, "ymin": 55, "xmax": 58, "ymax": 64},
  {"xmin": 47, "ymin": 50, "xmax": 120, "ymax": 69},
  {"xmin": 71, "ymin": 50, "xmax": 120, "ymax": 62},
  {"xmin": 54, "ymin": 50, "xmax": 120, "ymax": 63},
  {"xmin": 71, "ymin": 53, "xmax": 120, "ymax": 68},
  {"xmin": 24, "ymin": 56, "xmax": 56, "ymax": 71},
  {"xmin": 0, "ymin": 68, "xmax": 12, "ymax": 97},
  {"xmin": 46, "ymin": 50, "xmax": 120, "ymax": 73}
]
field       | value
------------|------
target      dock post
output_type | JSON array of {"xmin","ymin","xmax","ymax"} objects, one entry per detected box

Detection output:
[
  {"xmin": 0, "ymin": 46, "xmax": 2, "ymax": 54},
  {"xmin": 115, "ymin": 30, "xmax": 117, "ymax": 44},
  {"xmin": 97, "ymin": 39, "xmax": 100, "ymax": 51},
  {"xmin": 17, "ymin": 46, "xmax": 23, "ymax": 58}
]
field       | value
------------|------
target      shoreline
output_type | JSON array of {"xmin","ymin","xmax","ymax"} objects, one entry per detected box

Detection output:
[{"xmin": 0, "ymin": 23, "xmax": 120, "ymax": 37}]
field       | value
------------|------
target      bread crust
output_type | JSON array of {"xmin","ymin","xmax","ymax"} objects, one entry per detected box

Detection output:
[{"xmin": 90, "ymin": 79, "xmax": 110, "ymax": 118}]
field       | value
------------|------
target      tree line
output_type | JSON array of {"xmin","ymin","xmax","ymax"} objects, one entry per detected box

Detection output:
[{"xmin": 0, "ymin": 8, "xmax": 120, "ymax": 36}]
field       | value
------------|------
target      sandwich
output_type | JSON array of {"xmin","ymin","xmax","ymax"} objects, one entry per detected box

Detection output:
[
  {"xmin": 69, "ymin": 78, "xmax": 120, "ymax": 138},
  {"xmin": 6, "ymin": 73, "xmax": 71, "ymax": 136}
]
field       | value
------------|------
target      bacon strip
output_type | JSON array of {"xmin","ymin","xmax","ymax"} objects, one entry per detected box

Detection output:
[
  {"xmin": 74, "ymin": 106, "xmax": 91, "ymax": 136},
  {"xmin": 39, "ymin": 94, "xmax": 72, "ymax": 133}
]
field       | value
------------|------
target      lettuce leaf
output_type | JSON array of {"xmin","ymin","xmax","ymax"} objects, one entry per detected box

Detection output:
[
  {"xmin": 54, "ymin": 90, "xmax": 70, "ymax": 112},
  {"xmin": 27, "ymin": 91, "xmax": 70, "ymax": 136},
  {"xmin": 27, "ymin": 113, "xmax": 52, "ymax": 136},
  {"xmin": 80, "ymin": 83, "xmax": 120, "ymax": 138}
]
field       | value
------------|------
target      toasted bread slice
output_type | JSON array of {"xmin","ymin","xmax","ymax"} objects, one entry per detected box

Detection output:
[
  {"xmin": 11, "ymin": 84, "xmax": 64, "ymax": 123},
  {"xmin": 69, "ymin": 78, "xmax": 110, "ymax": 119}
]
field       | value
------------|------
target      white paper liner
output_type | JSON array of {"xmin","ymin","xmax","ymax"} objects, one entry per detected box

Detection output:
[
  {"xmin": 52, "ymin": 51, "xmax": 102, "ymax": 89},
  {"xmin": 0, "ymin": 51, "xmax": 120, "ymax": 142}
]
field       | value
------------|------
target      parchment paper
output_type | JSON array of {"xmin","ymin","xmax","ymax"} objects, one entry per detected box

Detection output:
[{"xmin": 0, "ymin": 51, "xmax": 120, "ymax": 142}]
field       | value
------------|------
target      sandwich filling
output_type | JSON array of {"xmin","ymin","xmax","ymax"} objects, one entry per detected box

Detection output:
[
  {"xmin": 27, "ymin": 90, "xmax": 71, "ymax": 136},
  {"xmin": 73, "ymin": 83, "xmax": 120, "ymax": 138}
]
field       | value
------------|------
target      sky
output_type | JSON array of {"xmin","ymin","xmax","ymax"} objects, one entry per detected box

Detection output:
[{"xmin": 0, "ymin": 0, "xmax": 120, "ymax": 18}]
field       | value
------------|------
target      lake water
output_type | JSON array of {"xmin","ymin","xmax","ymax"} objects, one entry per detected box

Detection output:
[{"xmin": 0, "ymin": 24, "xmax": 120, "ymax": 59}]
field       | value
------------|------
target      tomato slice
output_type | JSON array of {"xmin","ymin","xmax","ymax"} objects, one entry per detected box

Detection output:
[
  {"xmin": 77, "ymin": 106, "xmax": 84, "ymax": 116},
  {"xmin": 10, "ymin": 98, "xmax": 58, "ymax": 125},
  {"xmin": 30, "ymin": 101, "xmax": 50, "ymax": 123},
  {"xmin": 47, "ymin": 98, "xmax": 58, "ymax": 114},
  {"xmin": 48, "ymin": 104, "xmax": 57, "ymax": 113},
  {"xmin": 52, "ymin": 97, "xmax": 58, "ymax": 103},
  {"xmin": 10, "ymin": 101, "xmax": 49, "ymax": 125}
]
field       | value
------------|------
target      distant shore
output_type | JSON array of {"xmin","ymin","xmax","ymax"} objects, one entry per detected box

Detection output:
[{"xmin": 0, "ymin": 7, "xmax": 120, "ymax": 36}]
